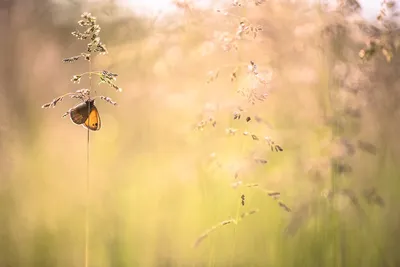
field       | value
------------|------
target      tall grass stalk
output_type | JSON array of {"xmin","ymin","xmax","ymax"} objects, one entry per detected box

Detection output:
[
  {"xmin": 41, "ymin": 11, "xmax": 122, "ymax": 267},
  {"xmin": 85, "ymin": 53, "xmax": 92, "ymax": 267}
]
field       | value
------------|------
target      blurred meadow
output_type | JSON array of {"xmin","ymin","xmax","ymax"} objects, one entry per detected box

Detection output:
[{"xmin": 1, "ymin": 0, "xmax": 400, "ymax": 266}]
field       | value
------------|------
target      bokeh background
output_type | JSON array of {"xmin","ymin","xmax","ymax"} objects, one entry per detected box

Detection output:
[{"xmin": 1, "ymin": 0, "xmax": 400, "ymax": 266}]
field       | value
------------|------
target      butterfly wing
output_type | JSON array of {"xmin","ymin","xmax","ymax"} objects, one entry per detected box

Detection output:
[
  {"xmin": 83, "ymin": 104, "xmax": 101, "ymax": 131},
  {"xmin": 69, "ymin": 102, "xmax": 90, "ymax": 125}
]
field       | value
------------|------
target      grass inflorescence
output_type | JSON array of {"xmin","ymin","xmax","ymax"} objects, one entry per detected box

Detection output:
[
  {"xmin": 41, "ymin": 12, "xmax": 121, "ymax": 130},
  {"xmin": 192, "ymin": 0, "xmax": 289, "ymax": 250}
]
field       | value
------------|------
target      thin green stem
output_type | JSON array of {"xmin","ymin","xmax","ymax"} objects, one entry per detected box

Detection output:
[
  {"xmin": 84, "ymin": 55, "xmax": 92, "ymax": 267},
  {"xmin": 85, "ymin": 126, "xmax": 90, "ymax": 267}
]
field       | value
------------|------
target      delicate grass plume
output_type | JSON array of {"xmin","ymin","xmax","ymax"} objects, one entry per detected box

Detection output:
[{"xmin": 41, "ymin": 12, "xmax": 122, "ymax": 130}]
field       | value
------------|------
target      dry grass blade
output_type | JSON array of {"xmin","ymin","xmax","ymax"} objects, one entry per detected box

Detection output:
[
  {"xmin": 99, "ymin": 96, "xmax": 118, "ymax": 106},
  {"xmin": 193, "ymin": 209, "xmax": 259, "ymax": 248},
  {"xmin": 41, "ymin": 93, "xmax": 73, "ymax": 108},
  {"xmin": 277, "ymin": 201, "xmax": 291, "ymax": 212},
  {"xmin": 264, "ymin": 137, "xmax": 283, "ymax": 152},
  {"xmin": 62, "ymin": 110, "xmax": 70, "ymax": 118},
  {"xmin": 232, "ymin": 110, "xmax": 273, "ymax": 129},
  {"xmin": 41, "ymin": 89, "xmax": 93, "ymax": 110},
  {"xmin": 253, "ymin": 158, "xmax": 267, "ymax": 164},
  {"xmin": 99, "ymin": 75, "xmax": 122, "ymax": 92},
  {"xmin": 67, "ymin": 89, "xmax": 91, "ymax": 102},
  {"xmin": 193, "ymin": 219, "xmax": 236, "ymax": 248},
  {"xmin": 236, "ymin": 183, "xmax": 290, "ymax": 212},
  {"xmin": 264, "ymin": 189, "xmax": 291, "ymax": 212},
  {"xmin": 71, "ymin": 75, "xmax": 82, "ymax": 84},
  {"xmin": 62, "ymin": 55, "xmax": 81, "ymax": 63}
]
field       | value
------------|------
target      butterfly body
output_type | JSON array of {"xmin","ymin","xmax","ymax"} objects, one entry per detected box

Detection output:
[{"xmin": 69, "ymin": 99, "xmax": 101, "ymax": 131}]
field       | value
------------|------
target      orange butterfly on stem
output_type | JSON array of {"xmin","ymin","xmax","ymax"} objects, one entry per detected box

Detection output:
[
  {"xmin": 42, "ymin": 89, "xmax": 117, "ymax": 131},
  {"xmin": 68, "ymin": 99, "xmax": 101, "ymax": 131}
]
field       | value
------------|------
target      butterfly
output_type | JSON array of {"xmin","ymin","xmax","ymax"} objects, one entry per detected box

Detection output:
[
  {"xmin": 68, "ymin": 99, "xmax": 101, "ymax": 131},
  {"xmin": 42, "ymin": 89, "xmax": 118, "ymax": 131}
]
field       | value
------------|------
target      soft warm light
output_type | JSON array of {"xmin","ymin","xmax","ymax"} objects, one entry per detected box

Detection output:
[
  {"xmin": 116, "ymin": 0, "xmax": 179, "ymax": 14},
  {"xmin": 116, "ymin": 0, "xmax": 218, "ymax": 15}
]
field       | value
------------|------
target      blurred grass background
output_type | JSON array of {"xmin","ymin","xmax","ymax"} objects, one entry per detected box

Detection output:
[{"xmin": 1, "ymin": 0, "xmax": 400, "ymax": 266}]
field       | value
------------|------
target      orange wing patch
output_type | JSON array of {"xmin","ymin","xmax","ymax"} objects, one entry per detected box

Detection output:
[{"xmin": 84, "ymin": 105, "xmax": 101, "ymax": 131}]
